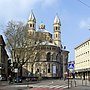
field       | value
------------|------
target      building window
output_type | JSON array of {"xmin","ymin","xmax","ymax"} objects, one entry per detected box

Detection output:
[
  {"xmin": 31, "ymin": 64, "xmax": 33, "ymax": 73},
  {"xmin": 30, "ymin": 24, "xmax": 32, "ymax": 27},
  {"xmin": 56, "ymin": 27, "xmax": 57, "ymax": 30},
  {"xmin": 56, "ymin": 34, "xmax": 57, "ymax": 38},
  {"xmin": 37, "ymin": 69, "xmax": 39, "ymax": 72},
  {"xmin": 33, "ymin": 24, "xmax": 34, "ymax": 28},
  {"xmin": 47, "ymin": 52, "xmax": 51, "ymax": 61},
  {"xmin": 48, "ymin": 69, "xmax": 50, "ymax": 73},
  {"xmin": 48, "ymin": 64, "xmax": 50, "ymax": 73}
]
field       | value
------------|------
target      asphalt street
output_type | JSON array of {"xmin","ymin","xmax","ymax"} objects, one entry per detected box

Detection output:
[{"xmin": 0, "ymin": 79, "xmax": 90, "ymax": 90}]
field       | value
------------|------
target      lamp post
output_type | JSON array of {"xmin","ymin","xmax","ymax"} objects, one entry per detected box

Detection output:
[{"xmin": 67, "ymin": 68, "xmax": 69, "ymax": 89}]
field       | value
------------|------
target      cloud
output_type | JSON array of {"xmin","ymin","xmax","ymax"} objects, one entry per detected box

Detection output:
[
  {"xmin": 0, "ymin": 0, "xmax": 58, "ymax": 11},
  {"xmin": 19, "ymin": 0, "xmax": 59, "ymax": 8},
  {"xmin": 0, "ymin": 0, "xmax": 59, "ymax": 21},
  {"xmin": 79, "ymin": 18, "xmax": 90, "ymax": 29}
]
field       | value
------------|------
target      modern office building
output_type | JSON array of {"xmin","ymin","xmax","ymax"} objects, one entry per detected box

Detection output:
[{"xmin": 75, "ymin": 39, "xmax": 90, "ymax": 79}]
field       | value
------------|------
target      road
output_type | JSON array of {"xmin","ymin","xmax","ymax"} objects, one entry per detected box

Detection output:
[
  {"xmin": 28, "ymin": 88, "xmax": 63, "ymax": 90},
  {"xmin": 0, "ymin": 79, "xmax": 69, "ymax": 90},
  {"xmin": 0, "ymin": 79, "xmax": 90, "ymax": 90}
]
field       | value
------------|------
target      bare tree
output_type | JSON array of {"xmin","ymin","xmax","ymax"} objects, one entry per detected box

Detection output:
[{"xmin": 4, "ymin": 20, "xmax": 46, "ymax": 76}]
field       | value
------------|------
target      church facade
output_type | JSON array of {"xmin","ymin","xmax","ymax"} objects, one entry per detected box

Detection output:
[
  {"xmin": 12, "ymin": 11, "xmax": 69, "ymax": 79},
  {"xmin": 21, "ymin": 11, "xmax": 69, "ymax": 78}
]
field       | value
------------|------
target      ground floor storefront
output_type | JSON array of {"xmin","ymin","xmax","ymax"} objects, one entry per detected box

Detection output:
[{"xmin": 75, "ymin": 69, "xmax": 90, "ymax": 80}]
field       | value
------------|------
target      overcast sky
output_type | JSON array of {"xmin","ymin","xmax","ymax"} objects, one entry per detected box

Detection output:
[{"xmin": 0, "ymin": 0, "xmax": 90, "ymax": 61}]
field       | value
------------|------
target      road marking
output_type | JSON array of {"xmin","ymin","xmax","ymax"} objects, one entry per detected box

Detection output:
[{"xmin": 10, "ymin": 84, "xmax": 70, "ymax": 89}]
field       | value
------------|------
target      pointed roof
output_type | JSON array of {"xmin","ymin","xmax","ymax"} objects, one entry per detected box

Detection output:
[
  {"xmin": 0, "ymin": 35, "xmax": 5, "ymax": 46},
  {"xmin": 28, "ymin": 10, "xmax": 36, "ymax": 23},
  {"xmin": 54, "ymin": 15, "xmax": 61, "ymax": 25}
]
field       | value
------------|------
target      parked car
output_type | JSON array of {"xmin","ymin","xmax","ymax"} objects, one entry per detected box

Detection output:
[
  {"xmin": 14, "ymin": 77, "xmax": 22, "ymax": 83},
  {"xmin": 1, "ymin": 77, "xmax": 7, "ymax": 81},
  {"xmin": 26, "ymin": 78, "xmax": 30, "ymax": 82},
  {"xmin": 25, "ymin": 76, "xmax": 38, "ymax": 82},
  {"xmin": 31, "ymin": 77, "xmax": 38, "ymax": 81}
]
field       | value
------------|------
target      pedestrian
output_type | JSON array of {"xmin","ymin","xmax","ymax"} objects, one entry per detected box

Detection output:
[
  {"xmin": 64, "ymin": 76, "xmax": 66, "ymax": 81},
  {"xmin": 8, "ymin": 75, "xmax": 12, "ymax": 84}
]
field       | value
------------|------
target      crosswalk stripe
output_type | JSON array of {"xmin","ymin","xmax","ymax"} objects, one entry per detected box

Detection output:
[
  {"xmin": 28, "ymin": 84, "xmax": 69, "ymax": 89},
  {"xmin": 10, "ymin": 84, "xmax": 70, "ymax": 89}
]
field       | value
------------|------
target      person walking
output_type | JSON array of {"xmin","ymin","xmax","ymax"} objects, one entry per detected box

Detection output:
[{"xmin": 8, "ymin": 75, "xmax": 12, "ymax": 84}]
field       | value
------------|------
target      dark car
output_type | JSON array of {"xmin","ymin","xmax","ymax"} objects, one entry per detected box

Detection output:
[
  {"xmin": 1, "ymin": 76, "xmax": 7, "ymax": 81},
  {"xmin": 26, "ymin": 78, "xmax": 30, "ymax": 82},
  {"xmin": 25, "ymin": 76, "xmax": 38, "ymax": 82},
  {"xmin": 14, "ymin": 77, "xmax": 22, "ymax": 83},
  {"xmin": 31, "ymin": 77, "xmax": 38, "ymax": 81}
]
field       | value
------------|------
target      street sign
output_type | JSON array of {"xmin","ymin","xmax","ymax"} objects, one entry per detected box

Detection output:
[{"xmin": 68, "ymin": 63, "xmax": 74, "ymax": 72}]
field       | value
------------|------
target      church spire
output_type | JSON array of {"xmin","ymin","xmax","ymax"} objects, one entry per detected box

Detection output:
[
  {"xmin": 54, "ymin": 14, "xmax": 61, "ymax": 25},
  {"xmin": 28, "ymin": 10, "xmax": 36, "ymax": 23},
  {"xmin": 28, "ymin": 10, "xmax": 36, "ymax": 31}
]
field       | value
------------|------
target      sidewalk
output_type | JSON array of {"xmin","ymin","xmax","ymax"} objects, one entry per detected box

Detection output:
[
  {"xmin": 64, "ymin": 79, "xmax": 90, "ymax": 90},
  {"xmin": 0, "ymin": 80, "xmax": 40, "ymax": 86},
  {"xmin": 65, "ymin": 86, "xmax": 90, "ymax": 90},
  {"xmin": 0, "ymin": 81, "xmax": 8, "ymax": 86}
]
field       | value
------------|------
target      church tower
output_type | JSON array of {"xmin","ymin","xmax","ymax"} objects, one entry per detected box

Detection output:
[
  {"xmin": 27, "ymin": 11, "xmax": 36, "ymax": 46},
  {"xmin": 53, "ymin": 15, "xmax": 61, "ymax": 48},
  {"xmin": 28, "ymin": 10, "xmax": 36, "ymax": 37}
]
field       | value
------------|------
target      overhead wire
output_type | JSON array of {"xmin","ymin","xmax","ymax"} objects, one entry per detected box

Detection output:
[{"xmin": 77, "ymin": 0, "xmax": 90, "ymax": 8}]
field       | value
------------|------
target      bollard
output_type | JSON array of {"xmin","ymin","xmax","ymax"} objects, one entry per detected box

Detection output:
[
  {"xmin": 85, "ymin": 79, "xmax": 87, "ymax": 86},
  {"xmin": 67, "ymin": 69, "xmax": 69, "ymax": 89},
  {"xmin": 82, "ymin": 79, "xmax": 83, "ymax": 86},
  {"xmin": 71, "ymin": 80, "xmax": 72, "ymax": 87},
  {"xmin": 75, "ymin": 80, "xmax": 76, "ymax": 87}
]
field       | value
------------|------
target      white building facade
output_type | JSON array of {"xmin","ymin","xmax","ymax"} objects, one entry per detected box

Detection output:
[{"xmin": 75, "ymin": 39, "xmax": 90, "ymax": 79}]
